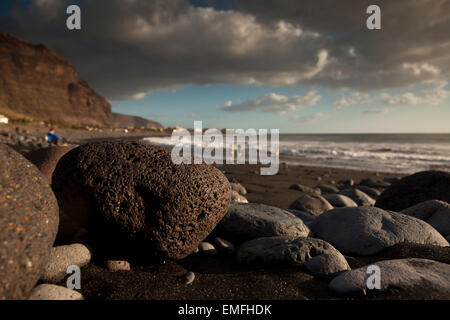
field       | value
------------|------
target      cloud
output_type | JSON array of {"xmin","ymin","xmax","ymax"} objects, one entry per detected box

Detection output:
[
  {"xmin": 1, "ymin": 0, "xmax": 449, "ymax": 100},
  {"xmin": 290, "ymin": 112, "xmax": 327, "ymax": 123},
  {"xmin": 403, "ymin": 63, "xmax": 440, "ymax": 76},
  {"xmin": 220, "ymin": 91, "xmax": 321, "ymax": 115},
  {"xmin": 361, "ymin": 108, "xmax": 389, "ymax": 115},
  {"xmin": 334, "ymin": 92, "xmax": 371, "ymax": 108},
  {"xmin": 380, "ymin": 82, "xmax": 449, "ymax": 106},
  {"xmin": 223, "ymin": 100, "xmax": 232, "ymax": 107}
]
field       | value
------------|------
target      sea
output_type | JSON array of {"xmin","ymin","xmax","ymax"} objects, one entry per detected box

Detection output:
[{"xmin": 143, "ymin": 133, "xmax": 450, "ymax": 174}]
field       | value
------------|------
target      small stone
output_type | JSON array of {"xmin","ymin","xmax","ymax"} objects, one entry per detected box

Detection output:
[
  {"xmin": 352, "ymin": 185, "xmax": 381, "ymax": 199},
  {"xmin": 338, "ymin": 188, "xmax": 375, "ymax": 206},
  {"xmin": 106, "ymin": 260, "xmax": 131, "ymax": 272},
  {"xmin": 316, "ymin": 184, "xmax": 340, "ymax": 194},
  {"xmin": 198, "ymin": 242, "xmax": 218, "ymax": 255},
  {"xmin": 231, "ymin": 190, "xmax": 248, "ymax": 203},
  {"xmin": 288, "ymin": 193, "xmax": 333, "ymax": 216},
  {"xmin": 185, "ymin": 271, "xmax": 195, "ymax": 285},
  {"xmin": 29, "ymin": 284, "xmax": 84, "ymax": 300},
  {"xmin": 289, "ymin": 184, "xmax": 320, "ymax": 195},
  {"xmin": 324, "ymin": 194, "xmax": 358, "ymax": 208},
  {"xmin": 213, "ymin": 237, "xmax": 235, "ymax": 254},
  {"xmin": 230, "ymin": 182, "xmax": 247, "ymax": 195},
  {"xmin": 360, "ymin": 178, "xmax": 390, "ymax": 188},
  {"xmin": 40, "ymin": 244, "xmax": 91, "ymax": 283}
]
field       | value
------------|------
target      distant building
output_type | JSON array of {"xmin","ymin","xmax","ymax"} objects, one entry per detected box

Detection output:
[{"xmin": 0, "ymin": 115, "xmax": 8, "ymax": 124}]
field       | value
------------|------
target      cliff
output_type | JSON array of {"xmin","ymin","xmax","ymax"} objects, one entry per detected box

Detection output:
[
  {"xmin": 0, "ymin": 32, "xmax": 112, "ymax": 127},
  {"xmin": 112, "ymin": 112, "xmax": 163, "ymax": 129}
]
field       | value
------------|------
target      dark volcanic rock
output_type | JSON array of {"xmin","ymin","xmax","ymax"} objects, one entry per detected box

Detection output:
[
  {"xmin": 52, "ymin": 141, "xmax": 231, "ymax": 260},
  {"xmin": 375, "ymin": 170, "xmax": 450, "ymax": 211},
  {"xmin": 25, "ymin": 146, "xmax": 73, "ymax": 184},
  {"xmin": 0, "ymin": 143, "xmax": 59, "ymax": 299}
]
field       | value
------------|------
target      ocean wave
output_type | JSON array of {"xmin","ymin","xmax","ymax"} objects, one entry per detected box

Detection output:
[{"xmin": 143, "ymin": 135, "xmax": 450, "ymax": 173}]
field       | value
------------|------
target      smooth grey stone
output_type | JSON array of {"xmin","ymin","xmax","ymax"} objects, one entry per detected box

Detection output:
[
  {"xmin": 219, "ymin": 203, "xmax": 310, "ymax": 242},
  {"xmin": 312, "ymin": 207, "xmax": 449, "ymax": 256},
  {"xmin": 325, "ymin": 194, "xmax": 358, "ymax": 208},
  {"xmin": 287, "ymin": 209, "xmax": 317, "ymax": 223},
  {"xmin": 288, "ymin": 193, "xmax": 333, "ymax": 216},
  {"xmin": 401, "ymin": 200, "xmax": 450, "ymax": 238},
  {"xmin": 338, "ymin": 188, "xmax": 375, "ymax": 206},
  {"xmin": 290, "ymin": 184, "xmax": 321, "ymax": 195},
  {"xmin": 316, "ymin": 184, "xmax": 340, "ymax": 194},
  {"xmin": 236, "ymin": 236, "xmax": 350, "ymax": 278},
  {"xmin": 329, "ymin": 258, "xmax": 450, "ymax": 296},
  {"xmin": 353, "ymin": 185, "xmax": 381, "ymax": 199}
]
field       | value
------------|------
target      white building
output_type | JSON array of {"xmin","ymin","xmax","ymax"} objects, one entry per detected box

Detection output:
[{"xmin": 0, "ymin": 115, "xmax": 8, "ymax": 124}]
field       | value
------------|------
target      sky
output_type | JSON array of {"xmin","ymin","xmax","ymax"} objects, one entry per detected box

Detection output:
[{"xmin": 0, "ymin": 0, "xmax": 449, "ymax": 133}]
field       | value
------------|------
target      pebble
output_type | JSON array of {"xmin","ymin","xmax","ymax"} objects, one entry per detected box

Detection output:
[
  {"xmin": 213, "ymin": 237, "xmax": 235, "ymax": 254},
  {"xmin": 29, "ymin": 284, "xmax": 84, "ymax": 300},
  {"xmin": 231, "ymin": 190, "xmax": 248, "ymax": 203},
  {"xmin": 198, "ymin": 242, "xmax": 219, "ymax": 255},
  {"xmin": 106, "ymin": 260, "xmax": 131, "ymax": 272},
  {"xmin": 230, "ymin": 182, "xmax": 247, "ymax": 195},
  {"xmin": 185, "ymin": 272, "xmax": 195, "ymax": 285},
  {"xmin": 40, "ymin": 244, "xmax": 91, "ymax": 283}
]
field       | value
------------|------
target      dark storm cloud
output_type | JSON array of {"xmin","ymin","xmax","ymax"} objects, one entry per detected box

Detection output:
[{"xmin": 1, "ymin": 0, "xmax": 449, "ymax": 100}]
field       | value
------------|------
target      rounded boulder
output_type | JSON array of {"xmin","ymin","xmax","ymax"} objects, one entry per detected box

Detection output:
[
  {"xmin": 0, "ymin": 143, "xmax": 59, "ymax": 299},
  {"xmin": 375, "ymin": 170, "xmax": 450, "ymax": 211},
  {"xmin": 52, "ymin": 141, "xmax": 231, "ymax": 260}
]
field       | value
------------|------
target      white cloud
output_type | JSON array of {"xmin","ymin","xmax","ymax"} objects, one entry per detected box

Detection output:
[
  {"xmin": 380, "ymin": 82, "xmax": 449, "ymax": 106},
  {"xmin": 403, "ymin": 63, "xmax": 440, "ymax": 76},
  {"xmin": 361, "ymin": 108, "xmax": 389, "ymax": 115},
  {"xmin": 220, "ymin": 91, "xmax": 321, "ymax": 115},
  {"xmin": 334, "ymin": 92, "xmax": 371, "ymax": 108},
  {"xmin": 290, "ymin": 112, "xmax": 327, "ymax": 123}
]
